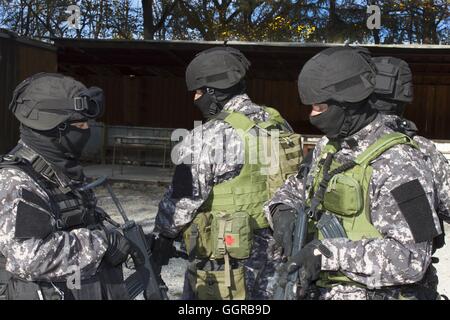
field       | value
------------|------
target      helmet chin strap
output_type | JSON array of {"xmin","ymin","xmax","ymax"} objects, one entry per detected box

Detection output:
[
  {"xmin": 194, "ymin": 82, "xmax": 246, "ymax": 119},
  {"xmin": 338, "ymin": 108, "xmax": 352, "ymax": 139},
  {"xmin": 57, "ymin": 122, "xmax": 68, "ymax": 143},
  {"xmin": 206, "ymin": 88, "xmax": 223, "ymax": 115},
  {"xmin": 330, "ymin": 99, "xmax": 378, "ymax": 139}
]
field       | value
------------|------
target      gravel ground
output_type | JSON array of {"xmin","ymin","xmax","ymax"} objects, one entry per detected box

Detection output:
[{"xmin": 95, "ymin": 183, "xmax": 450, "ymax": 300}]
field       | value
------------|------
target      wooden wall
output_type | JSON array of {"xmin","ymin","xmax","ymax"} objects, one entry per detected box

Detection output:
[
  {"xmin": 75, "ymin": 73, "xmax": 450, "ymax": 140},
  {"xmin": 0, "ymin": 33, "xmax": 57, "ymax": 154}
]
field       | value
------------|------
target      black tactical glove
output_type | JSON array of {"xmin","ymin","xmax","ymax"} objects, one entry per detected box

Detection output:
[
  {"xmin": 104, "ymin": 229, "xmax": 132, "ymax": 267},
  {"xmin": 147, "ymin": 233, "xmax": 176, "ymax": 267},
  {"xmin": 272, "ymin": 204, "xmax": 296, "ymax": 256},
  {"xmin": 286, "ymin": 240, "xmax": 332, "ymax": 283}
]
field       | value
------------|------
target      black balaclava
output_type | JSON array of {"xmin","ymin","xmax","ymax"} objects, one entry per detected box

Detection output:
[
  {"xmin": 310, "ymin": 99, "xmax": 378, "ymax": 140},
  {"xmin": 20, "ymin": 122, "xmax": 91, "ymax": 181},
  {"xmin": 370, "ymin": 96, "xmax": 407, "ymax": 117},
  {"xmin": 194, "ymin": 82, "xmax": 246, "ymax": 119}
]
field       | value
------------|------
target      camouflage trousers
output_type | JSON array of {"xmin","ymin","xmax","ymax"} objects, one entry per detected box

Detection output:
[
  {"xmin": 182, "ymin": 228, "xmax": 280, "ymax": 300},
  {"xmin": 0, "ymin": 255, "xmax": 9, "ymax": 300}
]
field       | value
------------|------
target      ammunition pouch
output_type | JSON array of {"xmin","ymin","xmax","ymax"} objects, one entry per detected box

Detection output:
[
  {"xmin": 184, "ymin": 211, "xmax": 254, "ymax": 261},
  {"xmin": 211, "ymin": 211, "xmax": 253, "ymax": 260},
  {"xmin": 183, "ymin": 212, "xmax": 213, "ymax": 260},
  {"xmin": 187, "ymin": 263, "xmax": 246, "ymax": 300},
  {"xmin": 183, "ymin": 210, "xmax": 254, "ymax": 300},
  {"xmin": 323, "ymin": 174, "xmax": 363, "ymax": 217}
]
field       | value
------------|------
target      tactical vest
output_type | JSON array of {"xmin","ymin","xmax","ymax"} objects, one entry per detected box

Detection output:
[
  {"xmin": 0, "ymin": 145, "xmax": 105, "ymax": 300},
  {"xmin": 0, "ymin": 145, "xmax": 102, "ymax": 231},
  {"xmin": 183, "ymin": 107, "xmax": 303, "ymax": 299},
  {"xmin": 307, "ymin": 132, "xmax": 419, "ymax": 287},
  {"xmin": 205, "ymin": 107, "xmax": 301, "ymax": 228}
]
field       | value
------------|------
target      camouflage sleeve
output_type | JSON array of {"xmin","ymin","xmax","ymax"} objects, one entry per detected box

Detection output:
[
  {"xmin": 0, "ymin": 168, "xmax": 108, "ymax": 282},
  {"xmin": 263, "ymin": 174, "xmax": 304, "ymax": 229},
  {"xmin": 264, "ymin": 137, "xmax": 328, "ymax": 228},
  {"xmin": 155, "ymin": 122, "xmax": 244, "ymax": 238},
  {"xmin": 320, "ymin": 145, "xmax": 439, "ymax": 287},
  {"xmin": 415, "ymin": 136, "xmax": 450, "ymax": 220}
]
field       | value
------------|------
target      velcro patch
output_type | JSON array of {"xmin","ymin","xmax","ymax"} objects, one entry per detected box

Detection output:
[
  {"xmin": 225, "ymin": 234, "xmax": 239, "ymax": 248},
  {"xmin": 391, "ymin": 179, "xmax": 439, "ymax": 243},
  {"xmin": 21, "ymin": 189, "xmax": 51, "ymax": 212},
  {"xmin": 15, "ymin": 201, "xmax": 53, "ymax": 240}
]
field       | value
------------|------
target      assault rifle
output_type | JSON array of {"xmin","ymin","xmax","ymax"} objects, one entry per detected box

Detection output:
[
  {"xmin": 80, "ymin": 177, "xmax": 169, "ymax": 300},
  {"xmin": 273, "ymin": 164, "xmax": 310, "ymax": 300},
  {"xmin": 273, "ymin": 151, "xmax": 347, "ymax": 300}
]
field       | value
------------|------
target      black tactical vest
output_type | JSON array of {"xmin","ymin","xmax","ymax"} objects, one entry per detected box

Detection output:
[
  {"xmin": 0, "ymin": 144, "xmax": 107, "ymax": 300},
  {"xmin": 1, "ymin": 145, "xmax": 104, "ymax": 231}
]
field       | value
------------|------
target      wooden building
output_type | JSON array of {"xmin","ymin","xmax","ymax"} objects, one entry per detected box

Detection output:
[
  {"xmin": 1, "ymin": 32, "xmax": 449, "ymax": 155},
  {"xmin": 0, "ymin": 30, "xmax": 57, "ymax": 153},
  {"xmin": 55, "ymin": 39, "xmax": 450, "ymax": 140}
]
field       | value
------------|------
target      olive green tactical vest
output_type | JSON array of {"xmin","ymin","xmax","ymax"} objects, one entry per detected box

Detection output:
[
  {"xmin": 201, "ymin": 107, "xmax": 302, "ymax": 230},
  {"xmin": 309, "ymin": 132, "xmax": 419, "ymax": 286},
  {"xmin": 183, "ymin": 107, "xmax": 303, "ymax": 299}
]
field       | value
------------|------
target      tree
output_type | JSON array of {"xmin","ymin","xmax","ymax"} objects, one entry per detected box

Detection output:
[
  {"xmin": 377, "ymin": 0, "xmax": 449, "ymax": 44},
  {"xmin": 168, "ymin": 0, "xmax": 316, "ymax": 41},
  {"xmin": 142, "ymin": 0, "xmax": 178, "ymax": 40},
  {"xmin": 0, "ymin": 0, "xmax": 448, "ymax": 43}
]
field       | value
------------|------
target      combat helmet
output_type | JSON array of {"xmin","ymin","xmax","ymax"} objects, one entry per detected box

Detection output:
[
  {"xmin": 298, "ymin": 46, "xmax": 377, "ymax": 105},
  {"xmin": 9, "ymin": 72, "xmax": 104, "ymax": 131},
  {"xmin": 185, "ymin": 47, "xmax": 251, "ymax": 119},
  {"xmin": 186, "ymin": 46, "xmax": 251, "ymax": 91},
  {"xmin": 298, "ymin": 47, "xmax": 379, "ymax": 139},
  {"xmin": 371, "ymin": 56, "xmax": 413, "ymax": 115}
]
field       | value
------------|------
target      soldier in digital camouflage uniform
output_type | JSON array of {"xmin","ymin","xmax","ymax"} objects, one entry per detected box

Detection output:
[
  {"xmin": 267, "ymin": 47, "xmax": 443, "ymax": 300},
  {"xmin": 0, "ymin": 73, "xmax": 132, "ymax": 300},
  {"xmin": 369, "ymin": 56, "xmax": 450, "ymax": 293},
  {"xmin": 154, "ymin": 47, "xmax": 301, "ymax": 300},
  {"xmin": 370, "ymin": 56, "xmax": 450, "ymax": 224}
]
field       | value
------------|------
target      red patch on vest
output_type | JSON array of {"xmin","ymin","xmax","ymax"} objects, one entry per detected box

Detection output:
[{"xmin": 225, "ymin": 235, "xmax": 235, "ymax": 246}]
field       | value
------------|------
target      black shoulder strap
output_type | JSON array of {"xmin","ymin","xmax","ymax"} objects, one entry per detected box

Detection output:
[{"xmin": 307, "ymin": 153, "xmax": 357, "ymax": 220}]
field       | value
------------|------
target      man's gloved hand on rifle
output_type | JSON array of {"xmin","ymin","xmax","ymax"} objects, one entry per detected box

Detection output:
[
  {"xmin": 272, "ymin": 204, "xmax": 296, "ymax": 257},
  {"xmin": 104, "ymin": 229, "xmax": 133, "ymax": 267},
  {"xmin": 277, "ymin": 240, "xmax": 332, "ymax": 290}
]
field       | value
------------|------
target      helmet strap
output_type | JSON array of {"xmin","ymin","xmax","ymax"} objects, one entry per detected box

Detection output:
[{"xmin": 206, "ymin": 88, "xmax": 222, "ymax": 115}]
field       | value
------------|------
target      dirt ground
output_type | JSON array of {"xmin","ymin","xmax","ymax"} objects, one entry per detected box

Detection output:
[{"xmin": 95, "ymin": 182, "xmax": 450, "ymax": 300}]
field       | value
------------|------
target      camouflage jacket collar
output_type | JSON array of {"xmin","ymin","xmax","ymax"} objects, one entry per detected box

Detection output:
[
  {"xmin": 222, "ymin": 94, "xmax": 262, "ymax": 116},
  {"xmin": 339, "ymin": 114, "xmax": 392, "ymax": 153},
  {"xmin": 381, "ymin": 114, "xmax": 403, "ymax": 130}
]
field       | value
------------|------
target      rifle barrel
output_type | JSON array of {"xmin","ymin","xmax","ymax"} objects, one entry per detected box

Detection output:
[{"xmin": 105, "ymin": 183, "xmax": 129, "ymax": 223}]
